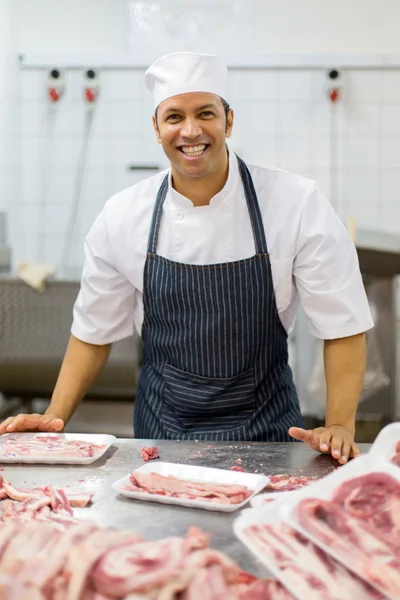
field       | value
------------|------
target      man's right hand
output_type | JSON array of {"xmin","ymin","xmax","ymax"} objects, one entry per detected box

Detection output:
[{"xmin": 0, "ymin": 412, "xmax": 64, "ymax": 435}]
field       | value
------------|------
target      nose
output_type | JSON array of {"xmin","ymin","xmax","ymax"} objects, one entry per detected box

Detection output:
[{"xmin": 180, "ymin": 117, "xmax": 202, "ymax": 139}]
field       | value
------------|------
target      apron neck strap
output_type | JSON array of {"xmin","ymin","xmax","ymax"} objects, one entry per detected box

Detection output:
[{"xmin": 147, "ymin": 174, "xmax": 169, "ymax": 254}]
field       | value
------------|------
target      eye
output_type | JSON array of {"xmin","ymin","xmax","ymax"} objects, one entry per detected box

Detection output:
[
  {"xmin": 166, "ymin": 114, "xmax": 182, "ymax": 122},
  {"xmin": 200, "ymin": 111, "xmax": 214, "ymax": 118}
]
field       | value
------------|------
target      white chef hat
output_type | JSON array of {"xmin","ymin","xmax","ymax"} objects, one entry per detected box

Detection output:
[{"xmin": 145, "ymin": 51, "xmax": 228, "ymax": 109}]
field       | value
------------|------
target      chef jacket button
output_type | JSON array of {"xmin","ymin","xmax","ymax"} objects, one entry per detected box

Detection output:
[
  {"xmin": 176, "ymin": 212, "xmax": 184, "ymax": 220},
  {"xmin": 224, "ymin": 204, "xmax": 231, "ymax": 211}
]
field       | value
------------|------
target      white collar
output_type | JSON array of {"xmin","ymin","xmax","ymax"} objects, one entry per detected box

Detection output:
[{"xmin": 167, "ymin": 148, "xmax": 239, "ymax": 209}]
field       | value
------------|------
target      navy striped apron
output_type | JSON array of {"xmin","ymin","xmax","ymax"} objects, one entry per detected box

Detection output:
[{"xmin": 135, "ymin": 156, "xmax": 303, "ymax": 441}]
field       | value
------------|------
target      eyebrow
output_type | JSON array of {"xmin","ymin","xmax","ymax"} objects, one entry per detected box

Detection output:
[{"xmin": 162, "ymin": 103, "xmax": 218, "ymax": 116}]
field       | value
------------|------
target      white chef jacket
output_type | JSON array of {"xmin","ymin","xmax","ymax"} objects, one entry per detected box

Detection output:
[{"xmin": 71, "ymin": 150, "xmax": 374, "ymax": 345}]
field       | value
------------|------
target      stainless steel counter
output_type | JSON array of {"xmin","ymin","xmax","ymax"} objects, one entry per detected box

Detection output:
[{"xmin": 1, "ymin": 440, "xmax": 371, "ymax": 577}]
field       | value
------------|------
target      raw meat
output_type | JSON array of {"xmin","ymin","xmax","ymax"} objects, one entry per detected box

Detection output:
[
  {"xmin": 392, "ymin": 441, "xmax": 400, "ymax": 466},
  {"xmin": 0, "ymin": 475, "xmax": 93, "ymax": 507},
  {"xmin": 0, "ymin": 520, "xmax": 288, "ymax": 600},
  {"xmin": 265, "ymin": 474, "xmax": 318, "ymax": 492},
  {"xmin": 230, "ymin": 466, "xmax": 245, "ymax": 472},
  {"xmin": 0, "ymin": 475, "xmax": 92, "ymax": 528},
  {"xmin": 297, "ymin": 472, "xmax": 400, "ymax": 598},
  {"xmin": 330, "ymin": 472, "xmax": 400, "ymax": 555},
  {"xmin": 125, "ymin": 472, "xmax": 252, "ymax": 505},
  {"xmin": 256, "ymin": 496, "xmax": 275, "ymax": 506},
  {"xmin": 141, "ymin": 447, "xmax": 160, "ymax": 462},
  {"xmin": 1, "ymin": 434, "xmax": 105, "ymax": 459},
  {"xmin": 239, "ymin": 579, "xmax": 294, "ymax": 599},
  {"xmin": 243, "ymin": 522, "xmax": 384, "ymax": 600}
]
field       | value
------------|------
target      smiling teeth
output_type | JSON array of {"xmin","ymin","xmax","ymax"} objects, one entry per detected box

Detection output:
[{"xmin": 181, "ymin": 144, "xmax": 206, "ymax": 156}]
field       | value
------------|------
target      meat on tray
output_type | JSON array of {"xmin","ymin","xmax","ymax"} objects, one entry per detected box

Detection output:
[
  {"xmin": 392, "ymin": 441, "xmax": 400, "ymax": 466},
  {"xmin": 297, "ymin": 472, "xmax": 400, "ymax": 598},
  {"xmin": 1, "ymin": 435, "xmax": 105, "ymax": 458},
  {"xmin": 240, "ymin": 579, "xmax": 295, "ymax": 599},
  {"xmin": 243, "ymin": 522, "xmax": 384, "ymax": 600},
  {"xmin": 141, "ymin": 446, "xmax": 160, "ymax": 462},
  {"xmin": 125, "ymin": 471, "xmax": 252, "ymax": 504},
  {"xmin": 0, "ymin": 475, "xmax": 93, "ymax": 528},
  {"xmin": 0, "ymin": 521, "xmax": 293, "ymax": 599},
  {"xmin": 0, "ymin": 475, "xmax": 92, "ymax": 507},
  {"xmin": 257, "ymin": 496, "xmax": 276, "ymax": 506},
  {"xmin": 265, "ymin": 473, "xmax": 318, "ymax": 492}
]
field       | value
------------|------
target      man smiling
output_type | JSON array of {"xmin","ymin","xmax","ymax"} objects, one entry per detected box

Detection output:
[{"xmin": 0, "ymin": 52, "xmax": 373, "ymax": 464}]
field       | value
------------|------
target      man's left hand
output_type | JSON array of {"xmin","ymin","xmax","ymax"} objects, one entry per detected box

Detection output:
[{"xmin": 288, "ymin": 425, "xmax": 360, "ymax": 464}]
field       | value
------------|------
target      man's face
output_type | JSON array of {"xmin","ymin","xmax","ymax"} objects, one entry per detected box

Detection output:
[{"xmin": 152, "ymin": 92, "xmax": 234, "ymax": 179}]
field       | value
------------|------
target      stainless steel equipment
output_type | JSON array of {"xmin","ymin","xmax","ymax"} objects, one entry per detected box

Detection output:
[{"xmin": 0, "ymin": 276, "xmax": 141, "ymax": 417}]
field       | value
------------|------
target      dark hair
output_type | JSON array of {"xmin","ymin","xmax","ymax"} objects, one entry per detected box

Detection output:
[
  {"xmin": 155, "ymin": 96, "xmax": 231, "ymax": 124},
  {"xmin": 220, "ymin": 98, "xmax": 230, "ymax": 119}
]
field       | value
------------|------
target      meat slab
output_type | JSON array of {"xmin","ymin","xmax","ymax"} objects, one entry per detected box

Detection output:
[
  {"xmin": 0, "ymin": 521, "xmax": 294, "ymax": 599},
  {"xmin": 141, "ymin": 446, "xmax": 160, "ymax": 462},
  {"xmin": 1, "ymin": 434, "xmax": 105, "ymax": 459},
  {"xmin": 265, "ymin": 473, "xmax": 318, "ymax": 492},
  {"xmin": 297, "ymin": 472, "xmax": 400, "ymax": 598},
  {"xmin": 243, "ymin": 522, "xmax": 384, "ymax": 600},
  {"xmin": 0, "ymin": 475, "xmax": 93, "ymax": 528},
  {"xmin": 392, "ymin": 441, "xmax": 400, "ymax": 466},
  {"xmin": 126, "ymin": 471, "xmax": 252, "ymax": 505},
  {"xmin": 256, "ymin": 496, "xmax": 276, "ymax": 506}
]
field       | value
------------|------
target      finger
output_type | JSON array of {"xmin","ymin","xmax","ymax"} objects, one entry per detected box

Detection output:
[
  {"xmin": 5, "ymin": 414, "xmax": 26, "ymax": 431},
  {"xmin": 318, "ymin": 430, "xmax": 333, "ymax": 453},
  {"xmin": 339, "ymin": 441, "xmax": 351, "ymax": 464},
  {"xmin": 305, "ymin": 428, "xmax": 327, "ymax": 452},
  {"xmin": 330, "ymin": 435, "xmax": 343, "ymax": 461},
  {"xmin": 0, "ymin": 416, "xmax": 15, "ymax": 435},
  {"xmin": 288, "ymin": 427, "xmax": 312, "ymax": 443},
  {"xmin": 6, "ymin": 414, "xmax": 43, "ymax": 432},
  {"xmin": 349, "ymin": 442, "xmax": 360, "ymax": 459}
]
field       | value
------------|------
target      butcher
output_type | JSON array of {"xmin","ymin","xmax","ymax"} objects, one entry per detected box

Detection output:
[{"xmin": 0, "ymin": 52, "xmax": 373, "ymax": 464}]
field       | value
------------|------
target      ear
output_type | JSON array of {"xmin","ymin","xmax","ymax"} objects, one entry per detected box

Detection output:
[
  {"xmin": 152, "ymin": 114, "xmax": 162, "ymax": 144},
  {"xmin": 225, "ymin": 109, "xmax": 234, "ymax": 138}
]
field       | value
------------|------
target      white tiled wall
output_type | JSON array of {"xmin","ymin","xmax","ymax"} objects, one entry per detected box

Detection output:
[
  {"xmin": 0, "ymin": 0, "xmax": 19, "ymax": 234},
  {"xmin": 5, "ymin": 64, "xmax": 400, "ymax": 272}
]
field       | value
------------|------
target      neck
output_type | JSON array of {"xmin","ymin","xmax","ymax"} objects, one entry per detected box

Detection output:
[{"xmin": 171, "ymin": 151, "xmax": 229, "ymax": 207}]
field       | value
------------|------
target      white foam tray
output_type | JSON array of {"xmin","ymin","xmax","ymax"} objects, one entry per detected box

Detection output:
[
  {"xmin": 234, "ymin": 495, "xmax": 383, "ymax": 600},
  {"xmin": 280, "ymin": 455, "xmax": 400, "ymax": 600},
  {"xmin": 0, "ymin": 433, "xmax": 116, "ymax": 465},
  {"xmin": 234, "ymin": 499, "xmax": 300, "ymax": 599},
  {"xmin": 112, "ymin": 462, "xmax": 269, "ymax": 512},
  {"xmin": 250, "ymin": 490, "xmax": 293, "ymax": 508},
  {"xmin": 369, "ymin": 422, "xmax": 400, "ymax": 465}
]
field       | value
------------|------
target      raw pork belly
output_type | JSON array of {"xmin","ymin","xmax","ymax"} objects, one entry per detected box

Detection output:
[
  {"xmin": 0, "ymin": 522, "xmax": 292, "ymax": 599},
  {"xmin": 126, "ymin": 471, "xmax": 251, "ymax": 504},
  {"xmin": 140, "ymin": 446, "xmax": 160, "ymax": 462},
  {"xmin": 0, "ymin": 475, "xmax": 93, "ymax": 528},
  {"xmin": 1, "ymin": 434, "xmax": 105, "ymax": 458},
  {"xmin": 244, "ymin": 522, "xmax": 384, "ymax": 600},
  {"xmin": 392, "ymin": 441, "xmax": 400, "ymax": 466},
  {"xmin": 265, "ymin": 473, "xmax": 318, "ymax": 492},
  {"xmin": 257, "ymin": 496, "xmax": 276, "ymax": 506},
  {"xmin": 240, "ymin": 579, "xmax": 295, "ymax": 599},
  {"xmin": 297, "ymin": 472, "xmax": 400, "ymax": 598}
]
